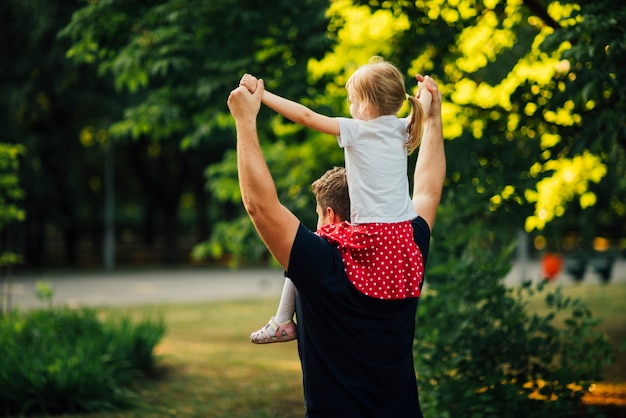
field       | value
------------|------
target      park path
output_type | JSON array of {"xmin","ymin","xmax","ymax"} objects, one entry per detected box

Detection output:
[
  {"xmin": 6, "ymin": 267, "xmax": 286, "ymax": 311},
  {"xmin": 5, "ymin": 258, "xmax": 625, "ymax": 311}
]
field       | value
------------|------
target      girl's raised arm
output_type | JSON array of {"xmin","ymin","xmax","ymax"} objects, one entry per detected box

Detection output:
[{"xmin": 240, "ymin": 73, "xmax": 340, "ymax": 136}]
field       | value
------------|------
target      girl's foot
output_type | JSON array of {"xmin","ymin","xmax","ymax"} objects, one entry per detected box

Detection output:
[{"xmin": 250, "ymin": 316, "xmax": 297, "ymax": 344}]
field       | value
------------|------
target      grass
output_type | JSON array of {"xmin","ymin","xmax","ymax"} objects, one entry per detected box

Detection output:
[
  {"xmin": 62, "ymin": 298, "xmax": 305, "ymax": 418},
  {"xmin": 53, "ymin": 283, "xmax": 625, "ymax": 418}
]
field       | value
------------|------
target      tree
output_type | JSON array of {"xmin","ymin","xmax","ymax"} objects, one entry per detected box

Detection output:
[
  {"xmin": 530, "ymin": 0, "xmax": 626, "ymax": 252},
  {"xmin": 0, "ymin": 0, "xmax": 120, "ymax": 267},
  {"xmin": 61, "ymin": 0, "xmax": 333, "ymax": 265}
]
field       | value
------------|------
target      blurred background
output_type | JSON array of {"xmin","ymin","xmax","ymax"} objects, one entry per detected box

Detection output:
[
  {"xmin": 0, "ymin": 0, "xmax": 624, "ymax": 275},
  {"xmin": 1, "ymin": 2, "xmax": 625, "ymax": 416}
]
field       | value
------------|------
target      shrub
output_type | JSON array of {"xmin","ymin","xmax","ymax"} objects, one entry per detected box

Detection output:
[
  {"xmin": 0, "ymin": 307, "xmax": 165, "ymax": 416},
  {"xmin": 415, "ymin": 203, "xmax": 615, "ymax": 418}
]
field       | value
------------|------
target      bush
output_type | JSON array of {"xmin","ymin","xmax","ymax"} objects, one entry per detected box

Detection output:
[
  {"xmin": 415, "ymin": 203, "xmax": 615, "ymax": 418},
  {"xmin": 0, "ymin": 307, "xmax": 165, "ymax": 416}
]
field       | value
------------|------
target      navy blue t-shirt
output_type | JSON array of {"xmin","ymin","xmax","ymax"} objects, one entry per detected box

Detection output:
[{"xmin": 287, "ymin": 216, "xmax": 430, "ymax": 418}]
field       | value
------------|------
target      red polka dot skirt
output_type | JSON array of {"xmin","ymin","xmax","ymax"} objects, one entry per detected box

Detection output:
[{"xmin": 317, "ymin": 220, "xmax": 424, "ymax": 300}]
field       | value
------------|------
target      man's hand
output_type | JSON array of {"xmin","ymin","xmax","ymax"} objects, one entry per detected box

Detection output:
[
  {"xmin": 239, "ymin": 73, "xmax": 259, "ymax": 93},
  {"xmin": 227, "ymin": 78, "xmax": 264, "ymax": 122}
]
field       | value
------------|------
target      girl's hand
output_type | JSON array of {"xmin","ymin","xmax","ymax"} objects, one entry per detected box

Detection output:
[
  {"xmin": 240, "ymin": 73, "xmax": 259, "ymax": 93},
  {"xmin": 415, "ymin": 74, "xmax": 440, "ymax": 119}
]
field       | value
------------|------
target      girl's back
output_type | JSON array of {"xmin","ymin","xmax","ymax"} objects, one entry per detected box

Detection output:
[{"xmin": 337, "ymin": 115, "xmax": 416, "ymax": 224}]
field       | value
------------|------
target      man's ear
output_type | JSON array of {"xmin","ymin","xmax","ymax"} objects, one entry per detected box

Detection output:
[{"xmin": 326, "ymin": 207, "xmax": 341, "ymax": 224}]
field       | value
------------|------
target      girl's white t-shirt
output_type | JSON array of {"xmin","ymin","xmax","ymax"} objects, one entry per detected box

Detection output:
[{"xmin": 337, "ymin": 115, "xmax": 417, "ymax": 224}]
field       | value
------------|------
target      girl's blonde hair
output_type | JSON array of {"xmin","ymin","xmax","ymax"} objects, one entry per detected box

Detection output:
[{"xmin": 345, "ymin": 56, "xmax": 425, "ymax": 154}]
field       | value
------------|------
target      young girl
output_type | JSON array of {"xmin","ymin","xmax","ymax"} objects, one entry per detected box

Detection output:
[{"xmin": 242, "ymin": 57, "xmax": 432, "ymax": 344}]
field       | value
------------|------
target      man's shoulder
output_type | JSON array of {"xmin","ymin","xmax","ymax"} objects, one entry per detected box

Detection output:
[
  {"xmin": 287, "ymin": 223, "xmax": 341, "ymax": 284},
  {"xmin": 292, "ymin": 223, "xmax": 336, "ymax": 255}
]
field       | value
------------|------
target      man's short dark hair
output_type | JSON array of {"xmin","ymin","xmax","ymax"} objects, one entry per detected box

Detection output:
[{"xmin": 311, "ymin": 166, "xmax": 350, "ymax": 222}]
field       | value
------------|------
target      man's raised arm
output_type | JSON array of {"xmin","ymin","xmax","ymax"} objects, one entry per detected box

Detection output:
[
  {"xmin": 412, "ymin": 75, "xmax": 446, "ymax": 231},
  {"xmin": 227, "ymin": 79, "xmax": 300, "ymax": 269}
]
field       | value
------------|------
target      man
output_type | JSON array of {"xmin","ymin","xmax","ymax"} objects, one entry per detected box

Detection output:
[{"xmin": 227, "ymin": 75, "xmax": 445, "ymax": 417}]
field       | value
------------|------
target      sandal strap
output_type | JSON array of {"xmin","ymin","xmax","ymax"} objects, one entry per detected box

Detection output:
[{"xmin": 267, "ymin": 317, "xmax": 280, "ymax": 332}]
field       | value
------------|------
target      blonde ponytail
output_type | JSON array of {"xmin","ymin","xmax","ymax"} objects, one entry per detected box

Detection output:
[{"xmin": 405, "ymin": 95, "xmax": 425, "ymax": 155}]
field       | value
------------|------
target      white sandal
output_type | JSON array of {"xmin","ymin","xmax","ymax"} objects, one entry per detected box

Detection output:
[{"xmin": 249, "ymin": 316, "xmax": 297, "ymax": 344}]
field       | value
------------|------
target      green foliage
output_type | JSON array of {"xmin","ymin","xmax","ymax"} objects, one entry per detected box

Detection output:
[
  {"xmin": 55, "ymin": 0, "xmax": 335, "ymax": 266},
  {"xmin": 541, "ymin": 0, "xmax": 626, "ymax": 153},
  {"xmin": 35, "ymin": 280, "xmax": 54, "ymax": 309},
  {"xmin": 61, "ymin": 0, "xmax": 332, "ymax": 149},
  {"xmin": 0, "ymin": 253, "xmax": 22, "ymax": 268},
  {"xmin": 194, "ymin": 134, "xmax": 343, "ymax": 265},
  {"xmin": 0, "ymin": 143, "xmax": 25, "ymax": 230},
  {"xmin": 415, "ymin": 201, "xmax": 615, "ymax": 418},
  {"xmin": 535, "ymin": 0, "xmax": 626, "ymax": 242},
  {"xmin": 1, "ymin": 1, "xmax": 122, "ymax": 267},
  {"xmin": 3, "ymin": 0, "xmax": 622, "ymax": 270},
  {"xmin": 0, "ymin": 307, "xmax": 165, "ymax": 416}
]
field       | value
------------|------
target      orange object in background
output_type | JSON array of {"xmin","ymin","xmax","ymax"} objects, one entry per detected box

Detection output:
[{"xmin": 541, "ymin": 253, "xmax": 563, "ymax": 281}]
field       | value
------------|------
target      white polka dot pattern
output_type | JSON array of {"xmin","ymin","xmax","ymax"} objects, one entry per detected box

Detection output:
[{"xmin": 317, "ymin": 221, "xmax": 424, "ymax": 300}]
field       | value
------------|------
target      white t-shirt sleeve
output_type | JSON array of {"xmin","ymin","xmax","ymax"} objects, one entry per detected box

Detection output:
[{"xmin": 337, "ymin": 117, "xmax": 359, "ymax": 148}]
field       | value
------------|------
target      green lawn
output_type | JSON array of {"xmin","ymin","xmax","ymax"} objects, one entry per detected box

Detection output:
[
  {"xmin": 59, "ymin": 283, "xmax": 626, "ymax": 417},
  {"xmin": 66, "ymin": 298, "xmax": 305, "ymax": 418}
]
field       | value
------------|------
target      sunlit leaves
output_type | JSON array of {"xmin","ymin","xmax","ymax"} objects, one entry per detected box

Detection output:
[
  {"xmin": 456, "ymin": 9, "xmax": 516, "ymax": 73},
  {"xmin": 524, "ymin": 151, "xmax": 606, "ymax": 231},
  {"xmin": 415, "ymin": 0, "xmax": 480, "ymax": 23},
  {"xmin": 308, "ymin": 0, "xmax": 410, "ymax": 85},
  {"xmin": 543, "ymin": 100, "xmax": 580, "ymax": 126},
  {"xmin": 417, "ymin": 0, "xmax": 616, "ymax": 232},
  {"xmin": 441, "ymin": 102, "xmax": 465, "ymax": 139},
  {"xmin": 539, "ymin": 132, "xmax": 560, "ymax": 150},
  {"xmin": 547, "ymin": 1, "xmax": 582, "ymax": 26}
]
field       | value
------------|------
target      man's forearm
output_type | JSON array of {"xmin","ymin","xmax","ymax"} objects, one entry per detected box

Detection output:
[
  {"xmin": 236, "ymin": 118, "xmax": 279, "ymax": 215},
  {"xmin": 414, "ymin": 117, "xmax": 446, "ymax": 195},
  {"xmin": 412, "ymin": 112, "xmax": 446, "ymax": 229}
]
